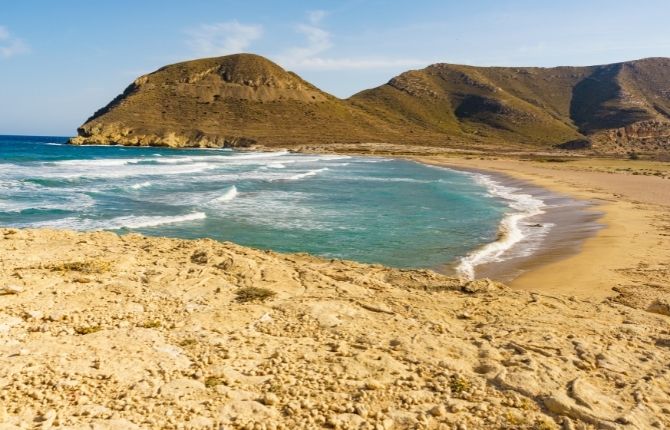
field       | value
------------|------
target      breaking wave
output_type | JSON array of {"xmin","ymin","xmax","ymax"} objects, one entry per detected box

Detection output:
[
  {"xmin": 27, "ymin": 212, "xmax": 207, "ymax": 231},
  {"xmin": 210, "ymin": 185, "xmax": 238, "ymax": 203},
  {"xmin": 287, "ymin": 168, "xmax": 329, "ymax": 181},
  {"xmin": 455, "ymin": 174, "xmax": 551, "ymax": 280}
]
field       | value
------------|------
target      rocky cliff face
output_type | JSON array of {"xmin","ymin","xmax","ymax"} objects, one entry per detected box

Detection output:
[
  {"xmin": 71, "ymin": 54, "xmax": 670, "ymax": 155},
  {"xmin": 589, "ymin": 120, "xmax": 670, "ymax": 154}
]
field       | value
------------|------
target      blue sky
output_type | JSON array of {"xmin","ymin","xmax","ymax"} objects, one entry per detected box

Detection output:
[{"xmin": 2, "ymin": 0, "xmax": 670, "ymax": 136}]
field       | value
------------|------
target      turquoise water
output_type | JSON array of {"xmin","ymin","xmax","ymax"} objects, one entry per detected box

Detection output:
[{"xmin": 0, "ymin": 135, "xmax": 511, "ymax": 270}]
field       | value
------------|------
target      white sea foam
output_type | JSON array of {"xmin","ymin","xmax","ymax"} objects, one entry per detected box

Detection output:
[
  {"xmin": 210, "ymin": 186, "xmax": 238, "ymax": 203},
  {"xmin": 53, "ymin": 158, "xmax": 143, "ymax": 167},
  {"xmin": 115, "ymin": 212, "xmax": 207, "ymax": 229},
  {"xmin": 121, "ymin": 150, "xmax": 293, "ymax": 167},
  {"xmin": 338, "ymin": 175, "xmax": 431, "ymax": 184},
  {"xmin": 38, "ymin": 162, "xmax": 219, "ymax": 179},
  {"xmin": 154, "ymin": 157, "xmax": 195, "ymax": 164},
  {"xmin": 286, "ymin": 168, "xmax": 329, "ymax": 181},
  {"xmin": 227, "ymin": 150, "xmax": 289, "ymax": 159},
  {"xmin": 130, "ymin": 181, "xmax": 152, "ymax": 190},
  {"xmin": 219, "ymin": 190, "xmax": 335, "ymax": 231},
  {"xmin": 0, "ymin": 193, "xmax": 95, "ymax": 213},
  {"xmin": 455, "ymin": 174, "xmax": 551, "ymax": 280},
  {"xmin": 26, "ymin": 212, "xmax": 207, "ymax": 230}
]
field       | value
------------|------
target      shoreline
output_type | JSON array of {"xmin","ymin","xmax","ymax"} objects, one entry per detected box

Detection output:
[
  {"xmin": 5, "ymin": 140, "xmax": 669, "ymax": 301},
  {"xmin": 412, "ymin": 155, "xmax": 670, "ymax": 300},
  {"xmin": 3, "ymin": 143, "xmax": 576, "ymax": 280},
  {"xmin": 424, "ymin": 163, "xmax": 603, "ymax": 284}
]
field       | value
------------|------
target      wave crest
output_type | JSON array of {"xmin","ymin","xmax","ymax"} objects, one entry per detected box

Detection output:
[
  {"xmin": 455, "ymin": 174, "xmax": 550, "ymax": 280},
  {"xmin": 26, "ymin": 212, "xmax": 207, "ymax": 231},
  {"xmin": 210, "ymin": 186, "xmax": 238, "ymax": 203},
  {"xmin": 287, "ymin": 168, "xmax": 329, "ymax": 181}
]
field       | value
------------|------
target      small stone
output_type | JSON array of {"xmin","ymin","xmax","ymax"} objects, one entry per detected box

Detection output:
[
  {"xmin": 191, "ymin": 250, "xmax": 208, "ymax": 264},
  {"xmin": 48, "ymin": 311, "xmax": 66, "ymax": 322},
  {"xmin": 262, "ymin": 393, "xmax": 280, "ymax": 406},
  {"xmin": 429, "ymin": 404, "xmax": 447, "ymax": 417},
  {"xmin": 1, "ymin": 284, "xmax": 23, "ymax": 295},
  {"xmin": 364, "ymin": 380, "xmax": 383, "ymax": 390},
  {"xmin": 449, "ymin": 402, "xmax": 465, "ymax": 413},
  {"xmin": 355, "ymin": 404, "xmax": 369, "ymax": 418},
  {"xmin": 24, "ymin": 310, "xmax": 43, "ymax": 320}
]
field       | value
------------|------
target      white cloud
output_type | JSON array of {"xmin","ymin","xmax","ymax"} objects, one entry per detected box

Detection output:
[
  {"xmin": 186, "ymin": 21, "xmax": 263, "ymax": 57},
  {"xmin": 284, "ymin": 23, "xmax": 332, "ymax": 61},
  {"xmin": 183, "ymin": 13, "xmax": 432, "ymax": 71},
  {"xmin": 0, "ymin": 25, "xmax": 30, "ymax": 59},
  {"xmin": 274, "ymin": 11, "xmax": 429, "ymax": 71},
  {"xmin": 307, "ymin": 10, "xmax": 327, "ymax": 25},
  {"xmin": 282, "ymin": 56, "xmax": 430, "ymax": 71}
]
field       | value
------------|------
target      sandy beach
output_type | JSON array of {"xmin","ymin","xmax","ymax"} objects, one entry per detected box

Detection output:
[
  {"xmin": 427, "ymin": 167, "xmax": 603, "ymax": 284},
  {"xmin": 414, "ymin": 155, "xmax": 670, "ymax": 301}
]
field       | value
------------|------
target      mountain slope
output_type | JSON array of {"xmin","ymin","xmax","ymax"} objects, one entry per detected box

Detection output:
[
  {"xmin": 71, "ymin": 55, "xmax": 670, "ymax": 154},
  {"xmin": 70, "ymin": 54, "xmax": 415, "ymax": 147},
  {"xmin": 350, "ymin": 58, "xmax": 670, "ymax": 153}
]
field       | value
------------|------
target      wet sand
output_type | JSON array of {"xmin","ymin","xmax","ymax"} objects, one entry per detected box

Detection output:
[
  {"xmin": 414, "ymin": 156, "xmax": 670, "ymax": 300},
  {"xmin": 433, "ymin": 168, "xmax": 603, "ymax": 283}
]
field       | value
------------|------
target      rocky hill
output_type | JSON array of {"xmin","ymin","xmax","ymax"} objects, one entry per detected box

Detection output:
[
  {"xmin": 352, "ymin": 57, "xmax": 670, "ymax": 154},
  {"xmin": 69, "ymin": 54, "xmax": 416, "ymax": 148},
  {"xmin": 70, "ymin": 54, "xmax": 670, "ymax": 155}
]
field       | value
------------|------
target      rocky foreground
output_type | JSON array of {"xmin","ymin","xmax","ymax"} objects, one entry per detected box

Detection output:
[{"xmin": 1, "ymin": 228, "xmax": 669, "ymax": 429}]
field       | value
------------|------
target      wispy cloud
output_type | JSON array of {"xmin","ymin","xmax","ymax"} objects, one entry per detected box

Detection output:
[
  {"xmin": 0, "ymin": 25, "xmax": 29, "ymax": 59},
  {"xmin": 186, "ymin": 21, "xmax": 263, "ymax": 57},
  {"xmin": 274, "ymin": 11, "xmax": 429, "ymax": 71},
  {"xmin": 283, "ymin": 57, "xmax": 431, "ymax": 71},
  {"xmin": 183, "ymin": 13, "xmax": 431, "ymax": 71}
]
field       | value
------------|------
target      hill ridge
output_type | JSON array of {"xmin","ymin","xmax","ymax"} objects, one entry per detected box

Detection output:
[{"xmin": 70, "ymin": 54, "xmax": 670, "ymax": 155}]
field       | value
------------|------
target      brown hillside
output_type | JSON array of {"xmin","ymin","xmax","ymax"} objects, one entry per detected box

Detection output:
[
  {"xmin": 351, "ymin": 58, "xmax": 670, "ymax": 153},
  {"xmin": 71, "ymin": 54, "xmax": 670, "ymax": 154},
  {"xmin": 70, "ymin": 54, "xmax": 422, "ymax": 148}
]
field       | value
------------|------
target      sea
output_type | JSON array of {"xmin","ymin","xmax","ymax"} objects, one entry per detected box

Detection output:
[{"xmin": 0, "ymin": 135, "xmax": 555, "ymax": 278}]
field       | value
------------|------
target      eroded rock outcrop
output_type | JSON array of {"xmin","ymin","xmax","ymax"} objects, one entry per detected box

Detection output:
[{"xmin": 1, "ymin": 228, "xmax": 669, "ymax": 429}]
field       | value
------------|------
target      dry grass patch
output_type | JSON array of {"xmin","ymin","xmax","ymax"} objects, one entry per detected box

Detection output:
[
  {"xmin": 48, "ymin": 260, "xmax": 112, "ymax": 274},
  {"xmin": 139, "ymin": 320, "xmax": 161, "ymax": 329},
  {"xmin": 449, "ymin": 375, "xmax": 471, "ymax": 395},
  {"xmin": 235, "ymin": 286, "xmax": 276, "ymax": 303},
  {"xmin": 75, "ymin": 325, "xmax": 102, "ymax": 335},
  {"xmin": 204, "ymin": 376, "xmax": 226, "ymax": 388},
  {"xmin": 179, "ymin": 338, "xmax": 198, "ymax": 347}
]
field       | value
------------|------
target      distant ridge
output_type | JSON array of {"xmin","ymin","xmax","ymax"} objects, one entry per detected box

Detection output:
[{"xmin": 71, "ymin": 54, "xmax": 670, "ymax": 155}]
